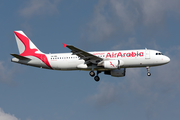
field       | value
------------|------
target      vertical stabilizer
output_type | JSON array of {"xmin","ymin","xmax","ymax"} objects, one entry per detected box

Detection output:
[
  {"xmin": 13, "ymin": 31, "xmax": 52, "ymax": 69},
  {"xmin": 14, "ymin": 31, "xmax": 43, "ymax": 56}
]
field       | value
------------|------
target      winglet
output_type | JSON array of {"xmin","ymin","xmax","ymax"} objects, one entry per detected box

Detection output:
[{"xmin": 63, "ymin": 43, "xmax": 67, "ymax": 47}]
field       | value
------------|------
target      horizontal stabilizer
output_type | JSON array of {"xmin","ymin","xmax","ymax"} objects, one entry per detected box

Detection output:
[{"xmin": 11, "ymin": 54, "xmax": 31, "ymax": 60}]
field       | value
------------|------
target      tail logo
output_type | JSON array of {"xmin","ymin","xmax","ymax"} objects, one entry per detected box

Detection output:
[
  {"xmin": 14, "ymin": 31, "xmax": 52, "ymax": 69},
  {"xmin": 110, "ymin": 61, "xmax": 115, "ymax": 67}
]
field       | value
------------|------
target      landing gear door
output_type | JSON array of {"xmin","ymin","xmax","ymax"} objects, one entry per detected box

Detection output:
[{"xmin": 145, "ymin": 49, "xmax": 150, "ymax": 59}]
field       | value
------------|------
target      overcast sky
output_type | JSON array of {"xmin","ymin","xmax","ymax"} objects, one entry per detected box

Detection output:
[{"xmin": 0, "ymin": 0, "xmax": 180, "ymax": 120}]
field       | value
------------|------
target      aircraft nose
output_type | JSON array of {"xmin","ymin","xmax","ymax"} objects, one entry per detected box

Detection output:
[{"xmin": 164, "ymin": 56, "xmax": 170, "ymax": 63}]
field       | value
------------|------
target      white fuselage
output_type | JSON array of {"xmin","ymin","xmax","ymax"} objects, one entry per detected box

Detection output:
[
  {"xmin": 23, "ymin": 49, "xmax": 168, "ymax": 71},
  {"xmin": 12, "ymin": 49, "xmax": 170, "ymax": 71},
  {"xmin": 11, "ymin": 30, "xmax": 171, "ymax": 80}
]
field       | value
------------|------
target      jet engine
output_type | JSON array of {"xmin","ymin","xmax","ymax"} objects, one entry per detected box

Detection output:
[
  {"xmin": 103, "ymin": 60, "xmax": 124, "ymax": 69},
  {"xmin": 104, "ymin": 68, "xmax": 126, "ymax": 77}
]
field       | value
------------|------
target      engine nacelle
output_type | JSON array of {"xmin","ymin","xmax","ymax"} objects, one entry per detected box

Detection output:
[
  {"xmin": 104, "ymin": 68, "xmax": 126, "ymax": 77},
  {"xmin": 103, "ymin": 60, "xmax": 124, "ymax": 69}
]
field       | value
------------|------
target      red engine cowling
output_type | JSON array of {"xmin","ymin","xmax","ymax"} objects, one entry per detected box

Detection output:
[
  {"xmin": 104, "ymin": 68, "xmax": 126, "ymax": 77},
  {"xmin": 103, "ymin": 60, "xmax": 124, "ymax": 69}
]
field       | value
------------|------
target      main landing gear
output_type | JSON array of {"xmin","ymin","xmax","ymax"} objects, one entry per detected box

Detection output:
[
  {"xmin": 89, "ymin": 71, "xmax": 95, "ymax": 77},
  {"xmin": 146, "ymin": 66, "xmax": 151, "ymax": 76},
  {"xmin": 89, "ymin": 71, "xmax": 101, "ymax": 82}
]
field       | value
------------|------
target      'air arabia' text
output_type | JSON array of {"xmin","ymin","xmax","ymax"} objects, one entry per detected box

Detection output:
[{"xmin": 106, "ymin": 51, "xmax": 144, "ymax": 58}]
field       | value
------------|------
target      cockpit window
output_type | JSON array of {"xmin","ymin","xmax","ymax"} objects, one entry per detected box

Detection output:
[{"xmin": 156, "ymin": 53, "xmax": 163, "ymax": 55}]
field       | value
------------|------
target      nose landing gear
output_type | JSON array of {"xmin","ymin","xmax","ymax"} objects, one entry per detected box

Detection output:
[{"xmin": 146, "ymin": 66, "xmax": 151, "ymax": 76}]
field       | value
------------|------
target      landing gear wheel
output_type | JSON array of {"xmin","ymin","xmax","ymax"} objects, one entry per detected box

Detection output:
[
  {"xmin": 89, "ymin": 71, "xmax": 95, "ymax": 77},
  {"xmin": 94, "ymin": 76, "xmax": 100, "ymax": 82},
  {"xmin": 147, "ymin": 72, "xmax": 151, "ymax": 76},
  {"xmin": 146, "ymin": 66, "xmax": 151, "ymax": 76}
]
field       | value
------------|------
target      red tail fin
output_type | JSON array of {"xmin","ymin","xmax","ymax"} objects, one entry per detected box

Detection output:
[
  {"xmin": 14, "ymin": 31, "xmax": 42, "ymax": 56},
  {"xmin": 14, "ymin": 31, "xmax": 52, "ymax": 69}
]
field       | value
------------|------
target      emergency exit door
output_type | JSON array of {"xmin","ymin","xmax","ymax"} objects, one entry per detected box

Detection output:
[{"xmin": 145, "ymin": 49, "xmax": 150, "ymax": 59}]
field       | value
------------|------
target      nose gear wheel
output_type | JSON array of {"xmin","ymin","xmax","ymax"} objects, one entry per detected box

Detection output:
[{"xmin": 146, "ymin": 66, "xmax": 151, "ymax": 76}]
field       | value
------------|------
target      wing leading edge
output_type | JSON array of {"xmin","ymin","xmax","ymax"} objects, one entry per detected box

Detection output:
[{"xmin": 63, "ymin": 43, "xmax": 103, "ymax": 64}]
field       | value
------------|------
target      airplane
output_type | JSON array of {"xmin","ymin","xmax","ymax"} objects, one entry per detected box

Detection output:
[{"xmin": 11, "ymin": 31, "xmax": 170, "ymax": 82}]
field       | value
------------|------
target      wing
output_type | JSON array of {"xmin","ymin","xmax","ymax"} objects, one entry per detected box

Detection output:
[{"xmin": 63, "ymin": 43, "xmax": 103, "ymax": 64}]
